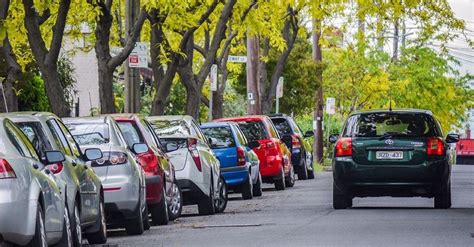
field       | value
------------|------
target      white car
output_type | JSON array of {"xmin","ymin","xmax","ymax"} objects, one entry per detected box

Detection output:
[{"xmin": 146, "ymin": 115, "xmax": 227, "ymax": 215}]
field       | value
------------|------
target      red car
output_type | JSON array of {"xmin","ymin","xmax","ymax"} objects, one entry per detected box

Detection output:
[
  {"xmin": 215, "ymin": 116, "xmax": 295, "ymax": 190},
  {"xmin": 113, "ymin": 114, "xmax": 183, "ymax": 225}
]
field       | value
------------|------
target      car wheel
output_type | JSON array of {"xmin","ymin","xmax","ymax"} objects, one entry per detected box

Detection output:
[
  {"xmin": 198, "ymin": 178, "xmax": 215, "ymax": 215},
  {"xmin": 70, "ymin": 201, "xmax": 82, "ymax": 246},
  {"xmin": 168, "ymin": 182, "xmax": 183, "ymax": 221},
  {"xmin": 285, "ymin": 165, "xmax": 295, "ymax": 188},
  {"xmin": 434, "ymin": 181, "xmax": 452, "ymax": 209},
  {"xmin": 125, "ymin": 199, "xmax": 145, "ymax": 235},
  {"xmin": 28, "ymin": 203, "xmax": 47, "ymax": 247},
  {"xmin": 150, "ymin": 186, "xmax": 169, "ymax": 226},
  {"xmin": 86, "ymin": 199, "xmax": 107, "ymax": 245},
  {"xmin": 274, "ymin": 166, "xmax": 286, "ymax": 191},
  {"xmin": 214, "ymin": 176, "xmax": 228, "ymax": 213},
  {"xmin": 253, "ymin": 172, "xmax": 263, "ymax": 197},
  {"xmin": 333, "ymin": 182, "xmax": 351, "ymax": 209},
  {"xmin": 241, "ymin": 173, "xmax": 253, "ymax": 200},
  {"xmin": 54, "ymin": 205, "xmax": 73, "ymax": 247},
  {"xmin": 307, "ymin": 168, "xmax": 315, "ymax": 179},
  {"xmin": 297, "ymin": 158, "xmax": 308, "ymax": 180},
  {"xmin": 143, "ymin": 204, "xmax": 151, "ymax": 230}
]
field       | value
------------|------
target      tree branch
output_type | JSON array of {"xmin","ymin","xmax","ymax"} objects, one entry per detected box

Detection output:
[
  {"xmin": 240, "ymin": 0, "xmax": 258, "ymax": 21},
  {"xmin": 22, "ymin": 0, "xmax": 49, "ymax": 63},
  {"xmin": 194, "ymin": 44, "xmax": 206, "ymax": 57},
  {"xmin": 46, "ymin": 0, "xmax": 71, "ymax": 65},
  {"xmin": 182, "ymin": 0, "xmax": 219, "ymax": 42}
]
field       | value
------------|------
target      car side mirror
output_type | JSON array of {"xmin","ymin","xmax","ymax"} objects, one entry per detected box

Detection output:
[
  {"xmin": 165, "ymin": 142, "xmax": 179, "ymax": 153},
  {"xmin": 303, "ymin": 131, "xmax": 314, "ymax": 138},
  {"xmin": 84, "ymin": 148, "xmax": 103, "ymax": 161},
  {"xmin": 132, "ymin": 143, "xmax": 149, "ymax": 155},
  {"xmin": 43, "ymin": 151, "xmax": 65, "ymax": 165},
  {"xmin": 247, "ymin": 140, "xmax": 260, "ymax": 149},
  {"xmin": 281, "ymin": 135, "xmax": 293, "ymax": 149},
  {"xmin": 445, "ymin": 133, "xmax": 460, "ymax": 144},
  {"xmin": 328, "ymin": 134, "xmax": 339, "ymax": 144}
]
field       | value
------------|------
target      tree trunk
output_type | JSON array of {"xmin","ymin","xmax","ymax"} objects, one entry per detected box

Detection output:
[
  {"xmin": 312, "ymin": 19, "xmax": 324, "ymax": 164},
  {"xmin": 259, "ymin": 38, "xmax": 270, "ymax": 114},
  {"xmin": 392, "ymin": 18, "xmax": 399, "ymax": 61},
  {"xmin": 0, "ymin": 0, "xmax": 18, "ymax": 112},
  {"xmin": 97, "ymin": 62, "xmax": 116, "ymax": 114},
  {"xmin": 41, "ymin": 65, "xmax": 71, "ymax": 116},
  {"xmin": 246, "ymin": 35, "xmax": 261, "ymax": 115}
]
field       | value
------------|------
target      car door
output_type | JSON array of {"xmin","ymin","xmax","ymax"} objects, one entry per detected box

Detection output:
[{"xmin": 191, "ymin": 120, "xmax": 220, "ymax": 191}]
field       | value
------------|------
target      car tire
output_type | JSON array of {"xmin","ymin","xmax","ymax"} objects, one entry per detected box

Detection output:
[
  {"xmin": 285, "ymin": 165, "xmax": 295, "ymax": 188},
  {"xmin": 274, "ymin": 166, "xmax": 286, "ymax": 191},
  {"xmin": 125, "ymin": 202, "xmax": 145, "ymax": 236},
  {"xmin": 214, "ymin": 176, "xmax": 228, "ymax": 213},
  {"xmin": 168, "ymin": 181, "xmax": 183, "ymax": 221},
  {"xmin": 307, "ymin": 168, "xmax": 315, "ymax": 179},
  {"xmin": 434, "ymin": 181, "xmax": 452, "ymax": 209},
  {"xmin": 86, "ymin": 199, "xmax": 107, "ymax": 245},
  {"xmin": 150, "ymin": 186, "xmax": 169, "ymax": 226},
  {"xmin": 28, "ymin": 203, "xmax": 47, "ymax": 247},
  {"xmin": 253, "ymin": 172, "xmax": 263, "ymax": 197},
  {"xmin": 333, "ymin": 182, "xmax": 351, "ymax": 209},
  {"xmin": 70, "ymin": 201, "xmax": 82, "ymax": 246},
  {"xmin": 143, "ymin": 204, "xmax": 151, "ymax": 230},
  {"xmin": 241, "ymin": 173, "xmax": 253, "ymax": 200},
  {"xmin": 297, "ymin": 158, "xmax": 308, "ymax": 180},
  {"xmin": 54, "ymin": 206, "xmax": 73, "ymax": 247},
  {"xmin": 198, "ymin": 179, "xmax": 215, "ymax": 215}
]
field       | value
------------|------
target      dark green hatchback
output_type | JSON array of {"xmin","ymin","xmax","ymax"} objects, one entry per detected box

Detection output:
[{"xmin": 330, "ymin": 109, "xmax": 459, "ymax": 209}]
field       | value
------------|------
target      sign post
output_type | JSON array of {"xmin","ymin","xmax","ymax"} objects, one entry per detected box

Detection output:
[
  {"xmin": 209, "ymin": 64, "xmax": 218, "ymax": 121},
  {"xmin": 325, "ymin": 97, "xmax": 336, "ymax": 148},
  {"xmin": 276, "ymin": 77, "xmax": 284, "ymax": 113}
]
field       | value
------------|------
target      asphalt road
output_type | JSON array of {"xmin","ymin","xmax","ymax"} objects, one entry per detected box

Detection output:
[{"xmin": 107, "ymin": 165, "xmax": 474, "ymax": 247}]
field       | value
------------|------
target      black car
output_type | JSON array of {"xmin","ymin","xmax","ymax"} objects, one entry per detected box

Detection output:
[
  {"xmin": 269, "ymin": 114, "xmax": 314, "ymax": 180},
  {"xmin": 330, "ymin": 109, "xmax": 459, "ymax": 209}
]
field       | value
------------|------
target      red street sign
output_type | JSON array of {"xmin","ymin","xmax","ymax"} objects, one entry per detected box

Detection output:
[{"xmin": 129, "ymin": 55, "xmax": 139, "ymax": 64}]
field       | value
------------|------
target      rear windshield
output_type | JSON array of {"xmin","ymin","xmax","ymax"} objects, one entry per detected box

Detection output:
[
  {"xmin": 270, "ymin": 118, "xmax": 292, "ymax": 136},
  {"xmin": 117, "ymin": 122, "xmax": 144, "ymax": 147},
  {"xmin": 67, "ymin": 123, "xmax": 110, "ymax": 145},
  {"xmin": 342, "ymin": 112, "xmax": 440, "ymax": 138},
  {"xmin": 237, "ymin": 121, "xmax": 268, "ymax": 142},
  {"xmin": 16, "ymin": 122, "xmax": 53, "ymax": 158},
  {"xmin": 149, "ymin": 119, "xmax": 191, "ymax": 137},
  {"xmin": 202, "ymin": 127, "xmax": 235, "ymax": 149}
]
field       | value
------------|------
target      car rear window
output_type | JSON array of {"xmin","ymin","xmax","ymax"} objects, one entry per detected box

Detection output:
[
  {"xmin": 148, "ymin": 119, "xmax": 191, "ymax": 137},
  {"xmin": 16, "ymin": 122, "xmax": 53, "ymax": 159},
  {"xmin": 117, "ymin": 122, "xmax": 144, "ymax": 147},
  {"xmin": 342, "ymin": 112, "xmax": 440, "ymax": 138},
  {"xmin": 67, "ymin": 123, "xmax": 110, "ymax": 145},
  {"xmin": 237, "ymin": 121, "xmax": 268, "ymax": 142},
  {"xmin": 270, "ymin": 118, "xmax": 292, "ymax": 136},
  {"xmin": 202, "ymin": 127, "xmax": 236, "ymax": 149}
]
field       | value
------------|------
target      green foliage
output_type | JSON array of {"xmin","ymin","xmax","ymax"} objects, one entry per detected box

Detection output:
[
  {"xmin": 57, "ymin": 55, "xmax": 77, "ymax": 109},
  {"xmin": 17, "ymin": 74, "xmax": 50, "ymax": 111},
  {"xmin": 164, "ymin": 80, "xmax": 186, "ymax": 116}
]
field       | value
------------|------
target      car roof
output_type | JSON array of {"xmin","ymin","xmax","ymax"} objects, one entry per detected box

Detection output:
[
  {"xmin": 0, "ymin": 111, "xmax": 58, "ymax": 122},
  {"xmin": 201, "ymin": 122, "xmax": 236, "ymax": 128},
  {"xmin": 349, "ymin": 108, "xmax": 433, "ymax": 116},
  {"xmin": 215, "ymin": 115, "xmax": 269, "ymax": 122},
  {"xmin": 146, "ymin": 115, "xmax": 193, "ymax": 122},
  {"xmin": 105, "ymin": 113, "xmax": 143, "ymax": 121},
  {"xmin": 267, "ymin": 113, "xmax": 289, "ymax": 118},
  {"xmin": 62, "ymin": 116, "xmax": 110, "ymax": 124}
]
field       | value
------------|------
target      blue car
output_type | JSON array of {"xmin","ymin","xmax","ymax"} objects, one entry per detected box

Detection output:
[{"xmin": 201, "ymin": 122, "xmax": 262, "ymax": 199}]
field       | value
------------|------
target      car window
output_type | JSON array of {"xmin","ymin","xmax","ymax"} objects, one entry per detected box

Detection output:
[
  {"xmin": 141, "ymin": 119, "xmax": 160, "ymax": 148},
  {"xmin": 148, "ymin": 119, "xmax": 192, "ymax": 137},
  {"xmin": 67, "ymin": 123, "xmax": 110, "ymax": 145},
  {"xmin": 47, "ymin": 119, "xmax": 73, "ymax": 156},
  {"xmin": 57, "ymin": 120, "xmax": 82, "ymax": 158},
  {"xmin": 6, "ymin": 121, "xmax": 39, "ymax": 160},
  {"xmin": 234, "ymin": 125, "xmax": 248, "ymax": 146},
  {"xmin": 289, "ymin": 118, "xmax": 303, "ymax": 135},
  {"xmin": 342, "ymin": 112, "xmax": 440, "ymax": 137},
  {"xmin": 112, "ymin": 121, "xmax": 128, "ymax": 148},
  {"xmin": 266, "ymin": 119, "xmax": 280, "ymax": 138},
  {"xmin": 16, "ymin": 122, "xmax": 53, "ymax": 159},
  {"xmin": 117, "ymin": 121, "xmax": 145, "ymax": 147},
  {"xmin": 237, "ymin": 121, "xmax": 269, "ymax": 142},
  {"xmin": 271, "ymin": 118, "xmax": 292, "ymax": 136},
  {"xmin": 202, "ymin": 127, "xmax": 236, "ymax": 149},
  {"xmin": 192, "ymin": 120, "xmax": 208, "ymax": 143},
  {"xmin": 5, "ymin": 122, "xmax": 28, "ymax": 157}
]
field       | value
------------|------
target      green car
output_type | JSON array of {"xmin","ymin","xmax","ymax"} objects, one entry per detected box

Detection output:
[{"xmin": 330, "ymin": 109, "xmax": 459, "ymax": 209}]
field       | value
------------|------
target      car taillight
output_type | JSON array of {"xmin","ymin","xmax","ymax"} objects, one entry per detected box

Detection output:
[
  {"xmin": 237, "ymin": 147, "xmax": 246, "ymax": 166},
  {"xmin": 138, "ymin": 150, "xmax": 159, "ymax": 174},
  {"xmin": 45, "ymin": 163, "xmax": 63, "ymax": 174},
  {"xmin": 335, "ymin": 137, "xmax": 352, "ymax": 157},
  {"xmin": 0, "ymin": 159, "xmax": 16, "ymax": 179},
  {"xmin": 188, "ymin": 138, "xmax": 202, "ymax": 172},
  {"xmin": 427, "ymin": 137, "xmax": 445, "ymax": 156},
  {"xmin": 95, "ymin": 152, "xmax": 128, "ymax": 165},
  {"xmin": 291, "ymin": 135, "xmax": 301, "ymax": 149}
]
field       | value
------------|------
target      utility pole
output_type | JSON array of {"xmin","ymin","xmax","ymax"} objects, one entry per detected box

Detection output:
[
  {"xmin": 246, "ymin": 36, "xmax": 260, "ymax": 115},
  {"xmin": 124, "ymin": 0, "xmax": 140, "ymax": 113},
  {"xmin": 312, "ymin": 19, "xmax": 324, "ymax": 165},
  {"xmin": 392, "ymin": 18, "xmax": 399, "ymax": 61}
]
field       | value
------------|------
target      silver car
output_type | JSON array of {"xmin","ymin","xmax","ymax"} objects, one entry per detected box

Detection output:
[
  {"xmin": 0, "ymin": 118, "xmax": 71, "ymax": 246},
  {"xmin": 2, "ymin": 112, "xmax": 107, "ymax": 245},
  {"xmin": 63, "ymin": 116, "xmax": 149, "ymax": 235}
]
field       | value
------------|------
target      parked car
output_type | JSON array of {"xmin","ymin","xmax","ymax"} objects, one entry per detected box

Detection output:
[
  {"xmin": 111, "ymin": 114, "xmax": 182, "ymax": 224},
  {"xmin": 0, "ymin": 117, "xmax": 72, "ymax": 246},
  {"xmin": 146, "ymin": 115, "xmax": 227, "ymax": 215},
  {"xmin": 269, "ymin": 114, "xmax": 315, "ymax": 180},
  {"xmin": 63, "ymin": 116, "xmax": 149, "ymax": 235},
  {"xmin": 201, "ymin": 122, "xmax": 262, "ymax": 199},
  {"xmin": 215, "ymin": 116, "xmax": 295, "ymax": 190},
  {"xmin": 456, "ymin": 129, "xmax": 474, "ymax": 164},
  {"xmin": 330, "ymin": 109, "xmax": 459, "ymax": 209},
  {"xmin": 3, "ymin": 112, "xmax": 107, "ymax": 245}
]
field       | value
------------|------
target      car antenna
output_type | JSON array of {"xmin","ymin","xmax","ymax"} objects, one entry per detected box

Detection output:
[{"xmin": 389, "ymin": 90, "xmax": 392, "ymax": 112}]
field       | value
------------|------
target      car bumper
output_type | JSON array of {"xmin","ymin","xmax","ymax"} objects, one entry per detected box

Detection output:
[
  {"xmin": 176, "ymin": 179, "xmax": 208, "ymax": 205},
  {"xmin": 145, "ymin": 174, "xmax": 163, "ymax": 205},
  {"xmin": 221, "ymin": 166, "xmax": 249, "ymax": 187},
  {"xmin": 0, "ymin": 199, "xmax": 36, "ymax": 245},
  {"xmin": 260, "ymin": 155, "xmax": 283, "ymax": 178},
  {"xmin": 333, "ymin": 157, "xmax": 450, "ymax": 197},
  {"xmin": 103, "ymin": 180, "xmax": 140, "ymax": 221},
  {"xmin": 291, "ymin": 148, "xmax": 303, "ymax": 166}
]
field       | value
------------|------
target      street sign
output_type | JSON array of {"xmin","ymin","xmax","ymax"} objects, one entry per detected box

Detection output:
[
  {"xmin": 228, "ymin": 55, "xmax": 247, "ymax": 63},
  {"xmin": 326, "ymin": 97, "xmax": 336, "ymax": 115},
  {"xmin": 248, "ymin": 93, "xmax": 253, "ymax": 100},
  {"xmin": 210, "ymin": 64, "xmax": 218, "ymax": 91},
  {"xmin": 276, "ymin": 77, "xmax": 284, "ymax": 98},
  {"xmin": 129, "ymin": 42, "xmax": 148, "ymax": 68}
]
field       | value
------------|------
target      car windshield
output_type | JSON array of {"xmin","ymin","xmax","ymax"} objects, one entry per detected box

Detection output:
[
  {"xmin": 342, "ymin": 112, "xmax": 440, "ymax": 138},
  {"xmin": 67, "ymin": 123, "xmax": 110, "ymax": 145},
  {"xmin": 149, "ymin": 119, "xmax": 191, "ymax": 137},
  {"xmin": 237, "ymin": 121, "xmax": 268, "ymax": 142},
  {"xmin": 271, "ymin": 118, "xmax": 292, "ymax": 136},
  {"xmin": 16, "ymin": 122, "xmax": 53, "ymax": 158},
  {"xmin": 202, "ymin": 127, "xmax": 235, "ymax": 149},
  {"xmin": 117, "ymin": 122, "xmax": 144, "ymax": 147}
]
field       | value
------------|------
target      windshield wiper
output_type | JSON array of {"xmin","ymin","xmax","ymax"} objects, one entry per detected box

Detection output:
[{"xmin": 378, "ymin": 132, "xmax": 404, "ymax": 140}]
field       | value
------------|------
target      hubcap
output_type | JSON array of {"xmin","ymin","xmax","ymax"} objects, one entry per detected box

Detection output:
[
  {"xmin": 39, "ymin": 211, "xmax": 47, "ymax": 247},
  {"xmin": 100, "ymin": 202, "xmax": 107, "ymax": 237},
  {"xmin": 74, "ymin": 206, "xmax": 82, "ymax": 244},
  {"xmin": 170, "ymin": 184, "xmax": 181, "ymax": 215},
  {"xmin": 64, "ymin": 208, "xmax": 73, "ymax": 247},
  {"xmin": 216, "ymin": 179, "xmax": 226, "ymax": 209}
]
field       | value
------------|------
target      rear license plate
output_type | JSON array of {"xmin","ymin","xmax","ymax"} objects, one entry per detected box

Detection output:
[{"xmin": 376, "ymin": 151, "xmax": 403, "ymax": 160}]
